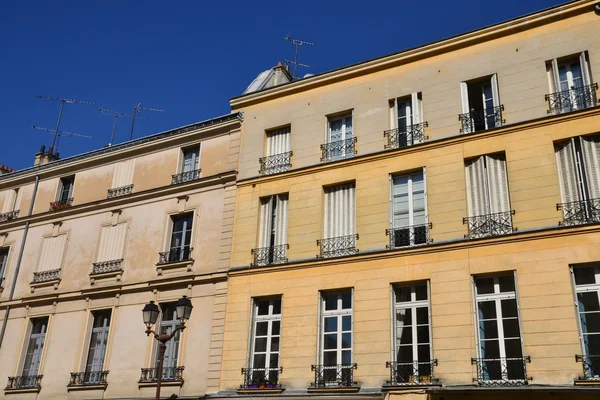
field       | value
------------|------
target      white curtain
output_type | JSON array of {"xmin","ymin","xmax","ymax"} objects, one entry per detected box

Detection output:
[
  {"xmin": 465, "ymin": 155, "xmax": 510, "ymax": 217},
  {"xmin": 258, "ymin": 195, "xmax": 288, "ymax": 247},
  {"xmin": 324, "ymin": 183, "xmax": 356, "ymax": 238},
  {"xmin": 267, "ymin": 127, "xmax": 291, "ymax": 156}
]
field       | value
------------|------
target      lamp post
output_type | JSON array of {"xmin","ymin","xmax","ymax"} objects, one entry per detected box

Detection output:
[{"xmin": 142, "ymin": 296, "xmax": 193, "ymax": 400}]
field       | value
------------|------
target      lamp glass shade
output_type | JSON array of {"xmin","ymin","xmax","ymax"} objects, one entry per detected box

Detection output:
[
  {"xmin": 175, "ymin": 296, "xmax": 193, "ymax": 322},
  {"xmin": 142, "ymin": 301, "xmax": 160, "ymax": 327}
]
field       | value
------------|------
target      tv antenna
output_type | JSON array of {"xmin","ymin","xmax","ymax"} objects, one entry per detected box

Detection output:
[
  {"xmin": 31, "ymin": 126, "xmax": 92, "ymax": 139},
  {"xmin": 98, "ymin": 107, "xmax": 144, "ymax": 147},
  {"xmin": 130, "ymin": 102, "xmax": 164, "ymax": 140},
  {"xmin": 36, "ymin": 95, "xmax": 96, "ymax": 155},
  {"xmin": 284, "ymin": 34, "xmax": 315, "ymax": 78}
]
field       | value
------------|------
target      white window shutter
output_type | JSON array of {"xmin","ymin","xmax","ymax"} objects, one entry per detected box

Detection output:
[
  {"xmin": 390, "ymin": 100, "xmax": 398, "ymax": 129},
  {"xmin": 97, "ymin": 223, "xmax": 128, "ymax": 262},
  {"xmin": 491, "ymin": 74, "xmax": 500, "ymax": 108},
  {"xmin": 460, "ymin": 82, "xmax": 470, "ymax": 114},
  {"xmin": 580, "ymin": 52, "xmax": 591, "ymax": 87},
  {"xmin": 112, "ymin": 159, "xmax": 135, "ymax": 188},
  {"xmin": 38, "ymin": 235, "xmax": 67, "ymax": 271},
  {"xmin": 555, "ymin": 139, "xmax": 581, "ymax": 203},
  {"xmin": 274, "ymin": 195, "xmax": 288, "ymax": 246},
  {"xmin": 258, "ymin": 197, "xmax": 274, "ymax": 247},
  {"xmin": 580, "ymin": 135, "xmax": 600, "ymax": 199},
  {"xmin": 411, "ymin": 92, "xmax": 422, "ymax": 124},
  {"xmin": 465, "ymin": 156, "xmax": 489, "ymax": 217},
  {"xmin": 485, "ymin": 154, "xmax": 511, "ymax": 214},
  {"xmin": 2, "ymin": 190, "xmax": 16, "ymax": 213},
  {"xmin": 551, "ymin": 58, "xmax": 561, "ymax": 92}
]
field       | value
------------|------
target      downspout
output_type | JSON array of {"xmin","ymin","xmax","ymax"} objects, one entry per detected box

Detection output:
[{"xmin": 0, "ymin": 175, "xmax": 39, "ymax": 348}]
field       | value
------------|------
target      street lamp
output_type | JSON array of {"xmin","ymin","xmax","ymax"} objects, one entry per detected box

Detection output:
[{"xmin": 142, "ymin": 296, "xmax": 193, "ymax": 400}]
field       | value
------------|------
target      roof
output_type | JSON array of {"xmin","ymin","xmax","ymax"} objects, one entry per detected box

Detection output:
[
  {"xmin": 0, "ymin": 164, "xmax": 14, "ymax": 173},
  {"xmin": 243, "ymin": 64, "xmax": 293, "ymax": 94}
]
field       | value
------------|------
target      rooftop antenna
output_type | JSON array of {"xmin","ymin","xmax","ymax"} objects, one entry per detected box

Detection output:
[
  {"xmin": 284, "ymin": 34, "xmax": 315, "ymax": 78},
  {"xmin": 36, "ymin": 95, "xmax": 96, "ymax": 155},
  {"xmin": 31, "ymin": 126, "xmax": 92, "ymax": 156},
  {"xmin": 130, "ymin": 102, "xmax": 164, "ymax": 140},
  {"xmin": 98, "ymin": 108, "xmax": 144, "ymax": 147}
]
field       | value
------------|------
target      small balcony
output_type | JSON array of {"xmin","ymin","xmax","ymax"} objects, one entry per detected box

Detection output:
[
  {"xmin": 557, "ymin": 199, "xmax": 600, "ymax": 226},
  {"xmin": 385, "ymin": 360, "xmax": 439, "ymax": 386},
  {"xmin": 171, "ymin": 169, "xmax": 201, "ymax": 185},
  {"xmin": 31, "ymin": 268, "xmax": 61, "ymax": 284},
  {"xmin": 546, "ymin": 83, "xmax": 598, "ymax": 115},
  {"xmin": 471, "ymin": 356, "xmax": 530, "ymax": 386},
  {"xmin": 576, "ymin": 354, "xmax": 600, "ymax": 381},
  {"xmin": 68, "ymin": 371, "xmax": 109, "ymax": 387},
  {"xmin": 259, "ymin": 152, "xmax": 292, "ymax": 175},
  {"xmin": 310, "ymin": 364, "xmax": 357, "ymax": 389},
  {"xmin": 459, "ymin": 105, "xmax": 504, "ymax": 133},
  {"xmin": 91, "ymin": 259, "xmax": 123, "ymax": 275},
  {"xmin": 239, "ymin": 367, "xmax": 283, "ymax": 391},
  {"xmin": 317, "ymin": 234, "xmax": 358, "ymax": 258},
  {"xmin": 49, "ymin": 198, "xmax": 73, "ymax": 211},
  {"xmin": 5, "ymin": 375, "xmax": 43, "ymax": 391},
  {"xmin": 320, "ymin": 138, "xmax": 357, "ymax": 163},
  {"xmin": 463, "ymin": 210, "xmax": 515, "ymax": 239},
  {"xmin": 251, "ymin": 245, "xmax": 288, "ymax": 266},
  {"xmin": 139, "ymin": 366, "xmax": 184, "ymax": 383},
  {"xmin": 0, "ymin": 210, "xmax": 19, "ymax": 223},
  {"xmin": 386, "ymin": 223, "xmax": 431, "ymax": 249},
  {"xmin": 158, "ymin": 247, "xmax": 193, "ymax": 265},
  {"xmin": 107, "ymin": 184, "xmax": 133, "ymax": 198},
  {"xmin": 384, "ymin": 122, "xmax": 428, "ymax": 150}
]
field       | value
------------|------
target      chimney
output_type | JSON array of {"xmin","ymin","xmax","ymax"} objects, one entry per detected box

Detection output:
[
  {"xmin": 0, "ymin": 164, "xmax": 14, "ymax": 175},
  {"xmin": 34, "ymin": 145, "xmax": 60, "ymax": 166}
]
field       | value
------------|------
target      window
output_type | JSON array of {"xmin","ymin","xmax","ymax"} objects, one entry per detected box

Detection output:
[
  {"xmin": 84, "ymin": 310, "xmax": 111, "ymax": 383},
  {"xmin": 93, "ymin": 223, "xmax": 128, "ymax": 274},
  {"xmin": 255, "ymin": 195, "xmax": 288, "ymax": 265},
  {"xmin": 572, "ymin": 265, "xmax": 600, "ymax": 379},
  {"xmin": 21, "ymin": 318, "xmax": 49, "ymax": 382},
  {"xmin": 261, "ymin": 127, "xmax": 292, "ymax": 175},
  {"xmin": 173, "ymin": 146, "xmax": 201, "ymax": 184},
  {"xmin": 156, "ymin": 304, "xmax": 181, "ymax": 380},
  {"xmin": 389, "ymin": 172, "xmax": 428, "ymax": 248},
  {"xmin": 0, "ymin": 247, "xmax": 8, "ymax": 284},
  {"xmin": 162, "ymin": 213, "xmax": 193, "ymax": 264},
  {"xmin": 547, "ymin": 52, "xmax": 595, "ymax": 114},
  {"xmin": 473, "ymin": 274, "xmax": 527, "ymax": 383},
  {"xmin": 34, "ymin": 235, "xmax": 67, "ymax": 283},
  {"xmin": 2, "ymin": 188, "xmax": 20, "ymax": 214},
  {"xmin": 392, "ymin": 283, "xmax": 433, "ymax": 384},
  {"xmin": 246, "ymin": 298, "xmax": 282, "ymax": 387},
  {"xmin": 324, "ymin": 113, "xmax": 354, "ymax": 162},
  {"xmin": 387, "ymin": 93, "xmax": 425, "ymax": 148},
  {"xmin": 320, "ymin": 184, "xmax": 357, "ymax": 258},
  {"xmin": 57, "ymin": 176, "xmax": 74, "ymax": 203},
  {"xmin": 109, "ymin": 159, "xmax": 135, "ymax": 197},
  {"xmin": 460, "ymin": 75, "xmax": 502, "ymax": 133}
]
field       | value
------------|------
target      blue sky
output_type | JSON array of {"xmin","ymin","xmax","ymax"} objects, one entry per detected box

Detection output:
[{"xmin": 1, "ymin": 0, "xmax": 565, "ymax": 171}]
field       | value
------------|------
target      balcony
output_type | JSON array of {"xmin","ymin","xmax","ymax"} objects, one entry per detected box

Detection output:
[
  {"xmin": 91, "ymin": 259, "xmax": 123, "ymax": 275},
  {"xmin": 259, "ymin": 152, "xmax": 292, "ymax": 175},
  {"xmin": 384, "ymin": 122, "xmax": 428, "ymax": 150},
  {"xmin": 171, "ymin": 169, "xmax": 201, "ymax": 185},
  {"xmin": 0, "ymin": 210, "xmax": 19, "ymax": 222},
  {"xmin": 471, "ymin": 356, "xmax": 530, "ymax": 386},
  {"xmin": 317, "ymin": 234, "xmax": 358, "ymax": 258},
  {"xmin": 310, "ymin": 364, "xmax": 357, "ymax": 389},
  {"xmin": 386, "ymin": 224, "xmax": 431, "ymax": 249},
  {"xmin": 239, "ymin": 367, "xmax": 283, "ymax": 391},
  {"xmin": 68, "ymin": 371, "xmax": 109, "ymax": 387},
  {"xmin": 463, "ymin": 210, "xmax": 515, "ymax": 239},
  {"xmin": 557, "ymin": 199, "xmax": 600, "ymax": 226},
  {"xmin": 49, "ymin": 198, "xmax": 73, "ymax": 211},
  {"xmin": 31, "ymin": 268, "xmax": 60, "ymax": 284},
  {"xmin": 251, "ymin": 245, "xmax": 288, "ymax": 266},
  {"xmin": 320, "ymin": 138, "xmax": 357, "ymax": 163},
  {"xmin": 546, "ymin": 83, "xmax": 598, "ymax": 115},
  {"xmin": 459, "ymin": 105, "xmax": 504, "ymax": 133},
  {"xmin": 385, "ymin": 360, "xmax": 439, "ymax": 386},
  {"xmin": 576, "ymin": 355, "xmax": 600, "ymax": 381},
  {"xmin": 139, "ymin": 366, "xmax": 184, "ymax": 383},
  {"xmin": 107, "ymin": 184, "xmax": 133, "ymax": 198},
  {"xmin": 5, "ymin": 375, "xmax": 43, "ymax": 391},
  {"xmin": 158, "ymin": 247, "xmax": 193, "ymax": 265}
]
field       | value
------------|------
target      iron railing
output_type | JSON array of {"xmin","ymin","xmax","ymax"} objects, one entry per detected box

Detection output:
[
  {"xmin": 251, "ymin": 244, "xmax": 288, "ymax": 266},
  {"xmin": 171, "ymin": 169, "xmax": 201, "ymax": 185},
  {"xmin": 317, "ymin": 234, "xmax": 358, "ymax": 258},
  {"xmin": 158, "ymin": 247, "xmax": 193, "ymax": 265},
  {"xmin": 0, "ymin": 210, "xmax": 19, "ymax": 222},
  {"xmin": 386, "ymin": 224, "xmax": 431, "ymax": 249},
  {"xmin": 546, "ymin": 83, "xmax": 598, "ymax": 115},
  {"xmin": 91, "ymin": 259, "xmax": 123, "ymax": 275},
  {"xmin": 576, "ymin": 354, "xmax": 600, "ymax": 381},
  {"xmin": 459, "ymin": 105, "xmax": 504, "ymax": 133},
  {"xmin": 240, "ymin": 367, "xmax": 282, "ymax": 389},
  {"xmin": 68, "ymin": 371, "xmax": 109, "ymax": 386},
  {"xmin": 5, "ymin": 375, "xmax": 43, "ymax": 390},
  {"xmin": 49, "ymin": 198, "xmax": 73, "ymax": 211},
  {"xmin": 139, "ymin": 366, "xmax": 185, "ymax": 382},
  {"xmin": 471, "ymin": 356, "xmax": 530, "ymax": 386},
  {"xmin": 107, "ymin": 184, "xmax": 133, "ymax": 198},
  {"xmin": 311, "ymin": 364, "xmax": 357, "ymax": 388},
  {"xmin": 320, "ymin": 138, "xmax": 357, "ymax": 163},
  {"xmin": 32, "ymin": 268, "xmax": 60, "ymax": 284},
  {"xmin": 384, "ymin": 122, "xmax": 428, "ymax": 149},
  {"xmin": 463, "ymin": 210, "xmax": 515, "ymax": 239},
  {"xmin": 386, "ymin": 360, "xmax": 438, "ymax": 386},
  {"xmin": 259, "ymin": 152, "xmax": 292, "ymax": 175},
  {"xmin": 557, "ymin": 199, "xmax": 600, "ymax": 226}
]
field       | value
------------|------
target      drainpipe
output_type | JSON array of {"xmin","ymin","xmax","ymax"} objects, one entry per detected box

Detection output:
[{"xmin": 0, "ymin": 176, "xmax": 39, "ymax": 348}]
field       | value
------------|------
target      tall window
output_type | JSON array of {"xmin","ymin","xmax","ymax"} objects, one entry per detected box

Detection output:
[
  {"xmin": 0, "ymin": 247, "xmax": 8, "ymax": 283},
  {"xmin": 324, "ymin": 184, "xmax": 355, "ymax": 239},
  {"xmin": 166, "ymin": 213, "xmax": 193, "ymax": 263},
  {"xmin": 572, "ymin": 265, "xmax": 600, "ymax": 378},
  {"xmin": 85, "ymin": 310, "xmax": 111, "ymax": 383},
  {"xmin": 474, "ymin": 274, "xmax": 526, "ymax": 383},
  {"xmin": 460, "ymin": 75, "xmax": 502, "ymax": 133},
  {"xmin": 389, "ymin": 93, "xmax": 424, "ymax": 147},
  {"xmin": 390, "ymin": 172, "xmax": 427, "ymax": 248},
  {"xmin": 57, "ymin": 176, "xmax": 75, "ymax": 203},
  {"xmin": 319, "ymin": 291, "xmax": 353, "ymax": 385},
  {"xmin": 393, "ymin": 283, "xmax": 432, "ymax": 384},
  {"xmin": 2, "ymin": 188, "xmax": 20, "ymax": 214},
  {"xmin": 547, "ymin": 52, "xmax": 594, "ymax": 113},
  {"xmin": 182, "ymin": 146, "xmax": 200, "ymax": 173},
  {"xmin": 326, "ymin": 113, "xmax": 354, "ymax": 161},
  {"xmin": 256, "ymin": 195, "xmax": 288, "ymax": 265},
  {"xmin": 248, "ymin": 298, "xmax": 281, "ymax": 387},
  {"xmin": 22, "ymin": 318, "xmax": 49, "ymax": 382},
  {"xmin": 261, "ymin": 127, "xmax": 292, "ymax": 175},
  {"xmin": 156, "ymin": 304, "xmax": 181, "ymax": 380}
]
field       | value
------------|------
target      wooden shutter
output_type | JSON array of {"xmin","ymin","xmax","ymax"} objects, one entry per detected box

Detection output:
[
  {"xmin": 2, "ymin": 190, "xmax": 17, "ymax": 213},
  {"xmin": 112, "ymin": 159, "xmax": 135, "ymax": 188},
  {"xmin": 460, "ymin": 82, "xmax": 470, "ymax": 114},
  {"xmin": 258, "ymin": 197, "xmax": 274, "ymax": 248},
  {"xmin": 486, "ymin": 154, "xmax": 511, "ymax": 214},
  {"xmin": 38, "ymin": 235, "xmax": 67, "ymax": 271},
  {"xmin": 274, "ymin": 195, "xmax": 288, "ymax": 246},
  {"xmin": 580, "ymin": 135, "xmax": 600, "ymax": 199},
  {"xmin": 97, "ymin": 223, "xmax": 128, "ymax": 262},
  {"xmin": 411, "ymin": 92, "xmax": 422, "ymax": 124},
  {"xmin": 580, "ymin": 52, "xmax": 591, "ymax": 87},
  {"xmin": 555, "ymin": 139, "xmax": 581, "ymax": 203},
  {"xmin": 465, "ymin": 156, "xmax": 490, "ymax": 217},
  {"xmin": 551, "ymin": 58, "xmax": 561, "ymax": 92},
  {"xmin": 491, "ymin": 74, "xmax": 500, "ymax": 108}
]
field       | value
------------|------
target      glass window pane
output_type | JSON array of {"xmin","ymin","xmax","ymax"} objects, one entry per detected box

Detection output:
[
  {"xmin": 254, "ymin": 338, "xmax": 267, "ymax": 352},
  {"xmin": 270, "ymin": 337, "xmax": 280, "ymax": 352},
  {"xmin": 397, "ymin": 324, "xmax": 413, "ymax": 345},
  {"xmin": 476, "ymin": 277, "xmax": 495, "ymax": 294},
  {"xmin": 257, "ymin": 300, "xmax": 269, "ymax": 316},
  {"xmin": 256, "ymin": 322, "xmax": 268, "ymax": 336},
  {"xmin": 504, "ymin": 338, "xmax": 523, "ymax": 358},
  {"xmin": 325, "ymin": 317, "xmax": 337, "ymax": 333},
  {"xmin": 324, "ymin": 334, "xmax": 337, "ymax": 350},
  {"xmin": 272, "ymin": 299, "xmax": 282, "ymax": 315},
  {"xmin": 579, "ymin": 292, "xmax": 600, "ymax": 312},
  {"xmin": 341, "ymin": 292, "xmax": 352, "ymax": 309},
  {"xmin": 480, "ymin": 339, "xmax": 500, "ymax": 358},
  {"xmin": 341, "ymin": 333, "xmax": 351, "ymax": 349},
  {"xmin": 253, "ymin": 354, "xmax": 266, "ymax": 368},
  {"xmin": 584, "ymin": 333, "xmax": 600, "ymax": 355},
  {"xmin": 499, "ymin": 276, "xmax": 515, "ymax": 292},
  {"xmin": 417, "ymin": 326, "xmax": 429, "ymax": 344},
  {"xmin": 501, "ymin": 299, "xmax": 518, "ymax": 318},
  {"xmin": 480, "ymin": 320, "xmax": 499, "ymax": 339},
  {"xmin": 502, "ymin": 319, "xmax": 521, "ymax": 339},
  {"xmin": 415, "ymin": 285, "xmax": 428, "ymax": 301},
  {"xmin": 342, "ymin": 316, "xmax": 351, "ymax": 331},
  {"xmin": 396, "ymin": 308, "xmax": 412, "ymax": 326},
  {"xmin": 581, "ymin": 312, "xmax": 600, "ymax": 334},
  {"xmin": 342, "ymin": 350, "xmax": 352, "ymax": 364},
  {"xmin": 574, "ymin": 267, "xmax": 597, "ymax": 285},
  {"xmin": 478, "ymin": 301, "xmax": 497, "ymax": 320},
  {"xmin": 416, "ymin": 307, "xmax": 429, "ymax": 325},
  {"xmin": 397, "ymin": 345, "xmax": 413, "ymax": 363},
  {"xmin": 325, "ymin": 294, "xmax": 338, "ymax": 310},
  {"xmin": 323, "ymin": 351, "xmax": 337, "ymax": 366},
  {"xmin": 395, "ymin": 287, "xmax": 412, "ymax": 303},
  {"xmin": 417, "ymin": 344, "xmax": 431, "ymax": 362},
  {"xmin": 269, "ymin": 354, "xmax": 279, "ymax": 368},
  {"xmin": 271, "ymin": 321, "xmax": 281, "ymax": 336}
]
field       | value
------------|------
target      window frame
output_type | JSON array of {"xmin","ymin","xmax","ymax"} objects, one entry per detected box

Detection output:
[
  {"xmin": 570, "ymin": 264, "xmax": 600, "ymax": 359},
  {"xmin": 0, "ymin": 246, "xmax": 9, "ymax": 282},
  {"xmin": 20, "ymin": 317, "xmax": 50, "ymax": 379},
  {"xmin": 83, "ymin": 309, "xmax": 112, "ymax": 380},
  {"xmin": 56, "ymin": 176, "xmax": 75, "ymax": 202},
  {"xmin": 248, "ymin": 297, "xmax": 282, "ymax": 374},
  {"xmin": 179, "ymin": 145, "xmax": 201, "ymax": 174},
  {"xmin": 166, "ymin": 211, "xmax": 195, "ymax": 261},
  {"xmin": 318, "ymin": 290, "xmax": 353, "ymax": 367}
]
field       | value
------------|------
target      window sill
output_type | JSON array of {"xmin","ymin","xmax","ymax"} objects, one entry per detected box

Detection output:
[
  {"xmin": 138, "ymin": 380, "xmax": 184, "ymax": 389},
  {"xmin": 4, "ymin": 388, "xmax": 41, "ymax": 394},
  {"xmin": 382, "ymin": 382, "xmax": 442, "ymax": 391},
  {"xmin": 155, "ymin": 259, "xmax": 194, "ymax": 275},
  {"xmin": 67, "ymin": 384, "xmax": 107, "ymax": 392},
  {"xmin": 307, "ymin": 386, "xmax": 361, "ymax": 394},
  {"xmin": 237, "ymin": 388, "xmax": 285, "ymax": 395},
  {"xmin": 29, "ymin": 279, "xmax": 60, "ymax": 292},
  {"xmin": 574, "ymin": 380, "xmax": 600, "ymax": 386},
  {"xmin": 89, "ymin": 270, "xmax": 122, "ymax": 285}
]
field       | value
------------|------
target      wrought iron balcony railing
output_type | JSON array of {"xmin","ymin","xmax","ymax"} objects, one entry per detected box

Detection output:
[
  {"xmin": 557, "ymin": 199, "xmax": 600, "ymax": 226},
  {"xmin": 546, "ymin": 83, "xmax": 598, "ymax": 115},
  {"xmin": 463, "ymin": 210, "xmax": 515, "ymax": 239},
  {"xmin": 471, "ymin": 356, "xmax": 530, "ymax": 386},
  {"xmin": 240, "ymin": 367, "xmax": 283, "ymax": 389},
  {"xmin": 158, "ymin": 247, "xmax": 193, "ymax": 265},
  {"xmin": 68, "ymin": 371, "xmax": 109, "ymax": 386},
  {"xmin": 320, "ymin": 138, "xmax": 357, "ymax": 163},
  {"xmin": 251, "ymin": 245, "xmax": 288, "ymax": 266},
  {"xmin": 317, "ymin": 234, "xmax": 358, "ymax": 258},
  {"xmin": 0, "ymin": 210, "xmax": 19, "ymax": 222},
  {"xmin": 311, "ymin": 364, "xmax": 357, "ymax": 388},
  {"xmin": 5, "ymin": 375, "xmax": 43, "ymax": 390},
  {"xmin": 576, "ymin": 354, "xmax": 600, "ymax": 381},
  {"xmin": 259, "ymin": 152, "xmax": 292, "ymax": 175},
  {"xmin": 384, "ymin": 122, "xmax": 428, "ymax": 150},
  {"xmin": 139, "ymin": 366, "xmax": 184, "ymax": 383},
  {"xmin": 107, "ymin": 184, "xmax": 133, "ymax": 198},
  {"xmin": 91, "ymin": 259, "xmax": 123, "ymax": 275},
  {"xmin": 171, "ymin": 169, "xmax": 201, "ymax": 185},
  {"xmin": 459, "ymin": 105, "xmax": 504, "ymax": 134},
  {"xmin": 32, "ymin": 268, "xmax": 61, "ymax": 284},
  {"xmin": 386, "ymin": 223, "xmax": 431, "ymax": 249},
  {"xmin": 50, "ymin": 198, "xmax": 73, "ymax": 211},
  {"xmin": 386, "ymin": 360, "xmax": 438, "ymax": 386}
]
